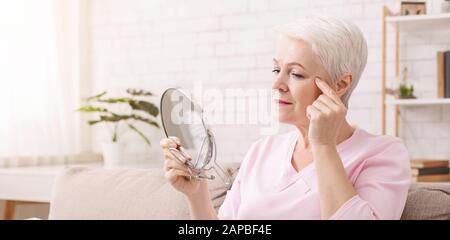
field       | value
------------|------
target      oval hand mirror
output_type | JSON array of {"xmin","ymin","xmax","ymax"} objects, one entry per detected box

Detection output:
[{"xmin": 160, "ymin": 88, "xmax": 231, "ymax": 185}]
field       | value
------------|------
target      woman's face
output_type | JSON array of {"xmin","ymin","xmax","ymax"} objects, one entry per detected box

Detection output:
[{"xmin": 272, "ymin": 35, "xmax": 332, "ymax": 127}]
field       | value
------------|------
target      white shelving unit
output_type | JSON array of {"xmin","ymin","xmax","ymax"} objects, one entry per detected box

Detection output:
[
  {"xmin": 385, "ymin": 12, "xmax": 450, "ymax": 31},
  {"xmin": 382, "ymin": 8, "xmax": 450, "ymax": 184},
  {"xmin": 386, "ymin": 98, "xmax": 450, "ymax": 106},
  {"xmin": 381, "ymin": 6, "xmax": 450, "ymax": 136}
]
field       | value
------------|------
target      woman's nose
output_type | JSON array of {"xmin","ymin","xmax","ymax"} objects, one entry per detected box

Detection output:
[{"xmin": 272, "ymin": 73, "xmax": 288, "ymax": 92}]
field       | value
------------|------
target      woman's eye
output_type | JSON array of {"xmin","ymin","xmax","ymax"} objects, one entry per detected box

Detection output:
[
  {"xmin": 272, "ymin": 69, "xmax": 280, "ymax": 74},
  {"xmin": 291, "ymin": 73, "xmax": 304, "ymax": 79}
]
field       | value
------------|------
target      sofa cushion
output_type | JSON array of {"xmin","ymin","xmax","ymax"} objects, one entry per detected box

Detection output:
[
  {"xmin": 48, "ymin": 163, "xmax": 240, "ymax": 220},
  {"xmin": 401, "ymin": 183, "xmax": 450, "ymax": 220}
]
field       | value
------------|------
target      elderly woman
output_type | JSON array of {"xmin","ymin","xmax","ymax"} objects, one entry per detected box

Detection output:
[{"xmin": 159, "ymin": 17, "xmax": 411, "ymax": 220}]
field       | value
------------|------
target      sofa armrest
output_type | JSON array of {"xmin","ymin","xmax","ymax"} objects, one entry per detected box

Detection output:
[{"xmin": 401, "ymin": 183, "xmax": 450, "ymax": 220}]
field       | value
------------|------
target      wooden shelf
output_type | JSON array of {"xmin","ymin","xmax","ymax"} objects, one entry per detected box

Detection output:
[
  {"xmin": 386, "ymin": 13, "xmax": 450, "ymax": 31},
  {"xmin": 386, "ymin": 98, "xmax": 450, "ymax": 106}
]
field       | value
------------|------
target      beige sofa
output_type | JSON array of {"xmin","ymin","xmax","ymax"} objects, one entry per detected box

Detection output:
[{"xmin": 48, "ymin": 163, "xmax": 450, "ymax": 220}]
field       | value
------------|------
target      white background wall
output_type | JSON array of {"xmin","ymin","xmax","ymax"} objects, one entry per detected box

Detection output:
[{"xmin": 88, "ymin": 0, "xmax": 450, "ymax": 164}]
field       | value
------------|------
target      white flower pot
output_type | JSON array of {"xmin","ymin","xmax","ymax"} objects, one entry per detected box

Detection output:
[{"xmin": 102, "ymin": 142, "xmax": 125, "ymax": 168}]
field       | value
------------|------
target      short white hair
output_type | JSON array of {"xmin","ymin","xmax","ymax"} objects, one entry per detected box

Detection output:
[{"xmin": 276, "ymin": 17, "xmax": 368, "ymax": 107}]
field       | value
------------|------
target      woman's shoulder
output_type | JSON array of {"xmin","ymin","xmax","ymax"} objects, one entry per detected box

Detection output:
[
  {"xmin": 347, "ymin": 128, "xmax": 411, "ymax": 190},
  {"xmin": 350, "ymin": 127, "xmax": 410, "ymax": 165},
  {"xmin": 356, "ymin": 128, "xmax": 406, "ymax": 151}
]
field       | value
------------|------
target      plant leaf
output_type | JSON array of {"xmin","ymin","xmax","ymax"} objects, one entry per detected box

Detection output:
[
  {"xmin": 86, "ymin": 91, "xmax": 107, "ymax": 102},
  {"xmin": 129, "ymin": 100, "xmax": 159, "ymax": 117},
  {"xmin": 128, "ymin": 124, "xmax": 151, "ymax": 146},
  {"xmin": 127, "ymin": 89, "xmax": 154, "ymax": 96},
  {"xmin": 88, "ymin": 120, "xmax": 102, "ymax": 125},
  {"xmin": 77, "ymin": 106, "xmax": 108, "ymax": 113},
  {"xmin": 129, "ymin": 114, "xmax": 160, "ymax": 128},
  {"xmin": 97, "ymin": 98, "xmax": 132, "ymax": 104},
  {"xmin": 99, "ymin": 114, "xmax": 127, "ymax": 122}
]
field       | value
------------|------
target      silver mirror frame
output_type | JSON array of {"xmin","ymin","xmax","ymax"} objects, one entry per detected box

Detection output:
[{"xmin": 160, "ymin": 88, "xmax": 231, "ymax": 185}]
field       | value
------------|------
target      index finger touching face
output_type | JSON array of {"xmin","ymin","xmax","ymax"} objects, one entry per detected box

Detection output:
[{"xmin": 314, "ymin": 77, "xmax": 342, "ymax": 104}]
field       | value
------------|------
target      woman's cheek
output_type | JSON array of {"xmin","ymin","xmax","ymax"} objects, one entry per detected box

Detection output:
[{"xmin": 289, "ymin": 79, "xmax": 318, "ymax": 105}]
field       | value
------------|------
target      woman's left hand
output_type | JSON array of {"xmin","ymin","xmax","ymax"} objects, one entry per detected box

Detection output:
[{"xmin": 306, "ymin": 78, "xmax": 347, "ymax": 147}]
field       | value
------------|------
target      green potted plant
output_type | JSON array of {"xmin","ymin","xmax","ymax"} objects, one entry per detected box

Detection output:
[
  {"xmin": 399, "ymin": 84, "xmax": 415, "ymax": 99},
  {"xmin": 397, "ymin": 67, "xmax": 416, "ymax": 99},
  {"xmin": 78, "ymin": 89, "xmax": 160, "ymax": 167}
]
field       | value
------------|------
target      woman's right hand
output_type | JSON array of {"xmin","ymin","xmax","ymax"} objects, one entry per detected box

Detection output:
[
  {"xmin": 161, "ymin": 137, "xmax": 217, "ymax": 220},
  {"xmin": 160, "ymin": 137, "xmax": 205, "ymax": 196}
]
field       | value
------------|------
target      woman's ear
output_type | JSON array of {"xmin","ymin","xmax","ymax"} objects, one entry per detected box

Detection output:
[{"xmin": 335, "ymin": 74, "xmax": 353, "ymax": 97}]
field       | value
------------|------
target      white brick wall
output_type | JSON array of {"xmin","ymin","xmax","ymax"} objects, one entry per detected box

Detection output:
[{"xmin": 89, "ymin": 0, "xmax": 450, "ymax": 163}]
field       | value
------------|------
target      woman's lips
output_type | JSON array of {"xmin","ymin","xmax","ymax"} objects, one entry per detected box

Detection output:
[{"xmin": 274, "ymin": 99, "xmax": 293, "ymax": 106}]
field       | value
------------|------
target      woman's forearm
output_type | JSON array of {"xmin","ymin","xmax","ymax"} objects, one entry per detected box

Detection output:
[
  {"xmin": 185, "ymin": 181, "xmax": 218, "ymax": 220},
  {"xmin": 312, "ymin": 144, "xmax": 357, "ymax": 219}
]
